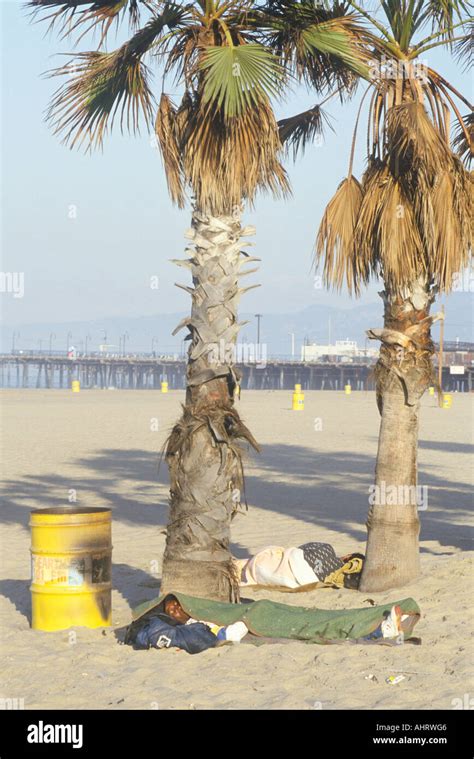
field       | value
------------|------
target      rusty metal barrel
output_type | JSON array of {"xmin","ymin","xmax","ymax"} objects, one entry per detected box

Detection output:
[{"xmin": 30, "ymin": 507, "xmax": 112, "ymax": 631}]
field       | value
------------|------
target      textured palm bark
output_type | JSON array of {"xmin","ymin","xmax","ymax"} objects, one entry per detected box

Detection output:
[
  {"xmin": 161, "ymin": 206, "xmax": 259, "ymax": 601},
  {"xmin": 360, "ymin": 278, "xmax": 441, "ymax": 592}
]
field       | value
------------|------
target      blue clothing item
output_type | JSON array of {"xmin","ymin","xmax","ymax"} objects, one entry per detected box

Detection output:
[
  {"xmin": 362, "ymin": 624, "xmax": 384, "ymax": 641},
  {"xmin": 134, "ymin": 614, "xmax": 219, "ymax": 655}
]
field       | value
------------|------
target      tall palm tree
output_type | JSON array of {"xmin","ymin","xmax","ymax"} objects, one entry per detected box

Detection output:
[
  {"xmin": 311, "ymin": 1, "xmax": 472, "ymax": 590},
  {"xmin": 28, "ymin": 0, "xmax": 366, "ymax": 600}
]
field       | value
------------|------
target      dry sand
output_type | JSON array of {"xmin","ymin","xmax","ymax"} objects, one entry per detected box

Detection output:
[{"xmin": 0, "ymin": 388, "xmax": 473, "ymax": 710}]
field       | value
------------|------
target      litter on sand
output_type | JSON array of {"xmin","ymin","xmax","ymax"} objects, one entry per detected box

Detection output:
[{"xmin": 386, "ymin": 675, "xmax": 407, "ymax": 685}]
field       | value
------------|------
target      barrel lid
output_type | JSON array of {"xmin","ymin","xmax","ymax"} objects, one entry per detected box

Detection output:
[{"xmin": 30, "ymin": 507, "xmax": 111, "ymax": 515}]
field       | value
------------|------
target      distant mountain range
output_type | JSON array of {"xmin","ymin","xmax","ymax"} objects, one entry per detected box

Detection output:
[{"xmin": 2, "ymin": 292, "xmax": 472, "ymax": 358}]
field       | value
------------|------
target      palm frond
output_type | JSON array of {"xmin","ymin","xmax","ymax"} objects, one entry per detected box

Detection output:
[
  {"xmin": 315, "ymin": 176, "xmax": 364, "ymax": 294},
  {"xmin": 27, "ymin": 0, "xmax": 140, "ymax": 42},
  {"xmin": 385, "ymin": 101, "xmax": 452, "ymax": 176},
  {"xmin": 177, "ymin": 91, "xmax": 290, "ymax": 214},
  {"xmin": 355, "ymin": 164, "xmax": 426, "ymax": 292},
  {"xmin": 42, "ymin": 6, "xmax": 188, "ymax": 149},
  {"xmin": 154, "ymin": 93, "xmax": 185, "ymax": 208},
  {"xmin": 301, "ymin": 18, "xmax": 370, "ymax": 79},
  {"xmin": 454, "ymin": 21, "xmax": 474, "ymax": 68},
  {"xmin": 46, "ymin": 47, "xmax": 154, "ymax": 149},
  {"xmin": 416, "ymin": 0, "xmax": 471, "ymax": 40},
  {"xmin": 428, "ymin": 166, "xmax": 472, "ymax": 289},
  {"xmin": 453, "ymin": 112, "xmax": 474, "ymax": 166},
  {"xmin": 258, "ymin": 2, "xmax": 370, "ymax": 95},
  {"xmin": 199, "ymin": 43, "xmax": 284, "ymax": 119},
  {"xmin": 278, "ymin": 103, "xmax": 333, "ymax": 159}
]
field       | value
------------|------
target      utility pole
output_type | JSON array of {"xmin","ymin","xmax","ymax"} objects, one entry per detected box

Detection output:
[
  {"xmin": 255, "ymin": 314, "xmax": 263, "ymax": 346},
  {"xmin": 100, "ymin": 329, "xmax": 108, "ymax": 355},
  {"xmin": 303, "ymin": 335, "xmax": 308, "ymax": 362},
  {"xmin": 121, "ymin": 332, "xmax": 129, "ymax": 357},
  {"xmin": 49, "ymin": 332, "xmax": 56, "ymax": 354},
  {"xmin": 438, "ymin": 304, "xmax": 445, "ymax": 407},
  {"xmin": 11, "ymin": 331, "xmax": 20, "ymax": 354},
  {"xmin": 85, "ymin": 334, "xmax": 91, "ymax": 356}
]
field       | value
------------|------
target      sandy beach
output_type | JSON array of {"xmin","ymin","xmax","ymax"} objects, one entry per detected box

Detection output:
[{"xmin": 0, "ymin": 388, "xmax": 472, "ymax": 710}]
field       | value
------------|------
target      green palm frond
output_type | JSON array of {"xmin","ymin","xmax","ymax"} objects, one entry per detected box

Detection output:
[
  {"xmin": 29, "ymin": 1, "xmax": 293, "ymax": 211},
  {"xmin": 416, "ymin": 0, "xmax": 471, "ymax": 39},
  {"xmin": 301, "ymin": 19, "xmax": 370, "ymax": 79},
  {"xmin": 259, "ymin": 2, "xmax": 370, "ymax": 94},
  {"xmin": 199, "ymin": 43, "xmax": 284, "ymax": 118},
  {"xmin": 453, "ymin": 112, "xmax": 474, "ymax": 166},
  {"xmin": 43, "ymin": 7, "xmax": 188, "ymax": 148},
  {"xmin": 47, "ymin": 48, "xmax": 155, "ymax": 148},
  {"xmin": 454, "ymin": 21, "xmax": 473, "ymax": 67},
  {"xmin": 278, "ymin": 103, "xmax": 333, "ymax": 159}
]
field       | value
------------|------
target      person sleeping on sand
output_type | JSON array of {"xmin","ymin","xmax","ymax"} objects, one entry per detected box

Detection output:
[
  {"xmin": 235, "ymin": 542, "xmax": 364, "ymax": 590},
  {"xmin": 129, "ymin": 595, "xmax": 248, "ymax": 655},
  {"xmin": 126, "ymin": 593, "xmax": 409, "ymax": 654}
]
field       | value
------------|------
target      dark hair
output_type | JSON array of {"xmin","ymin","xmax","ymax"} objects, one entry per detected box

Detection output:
[{"xmin": 342, "ymin": 553, "xmax": 365, "ymax": 589}]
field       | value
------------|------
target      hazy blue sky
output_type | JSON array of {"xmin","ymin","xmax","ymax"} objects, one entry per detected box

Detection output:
[{"xmin": 1, "ymin": 2, "xmax": 471, "ymax": 329}]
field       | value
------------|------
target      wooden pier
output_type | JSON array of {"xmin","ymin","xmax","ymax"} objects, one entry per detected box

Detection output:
[{"xmin": 0, "ymin": 353, "xmax": 472, "ymax": 392}]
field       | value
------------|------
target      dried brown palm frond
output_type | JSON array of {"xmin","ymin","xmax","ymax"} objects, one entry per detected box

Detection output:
[
  {"xmin": 355, "ymin": 165, "xmax": 426, "ymax": 292},
  {"xmin": 154, "ymin": 93, "xmax": 185, "ymax": 208},
  {"xmin": 27, "ymin": 0, "xmax": 143, "ymax": 44},
  {"xmin": 278, "ymin": 103, "xmax": 333, "ymax": 159},
  {"xmin": 176, "ymin": 92, "xmax": 289, "ymax": 215},
  {"xmin": 163, "ymin": 22, "xmax": 203, "ymax": 87},
  {"xmin": 315, "ymin": 176, "xmax": 363, "ymax": 294},
  {"xmin": 385, "ymin": 101, "xmax": 452, "ymax": 177},
  {"xmin": 428, "ymin": 166, "xmax": 473, "ymax": 289},
  {"xmin": 318, "ymin": 92, "xmax": 473, "ymax": 296},
  {"xmin": 398, "ymin": 139, "xmax": 473, "ymax": 291}
]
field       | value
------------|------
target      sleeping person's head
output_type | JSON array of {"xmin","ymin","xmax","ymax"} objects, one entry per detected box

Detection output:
[{"xmin": 164, "ymin": 596, "xmax": 190, "ymax": 624}]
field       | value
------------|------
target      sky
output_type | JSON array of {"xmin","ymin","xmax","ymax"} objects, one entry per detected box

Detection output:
[{"xmin": 1, "ymin": 1, "xmax": 472, "ymax": 336}]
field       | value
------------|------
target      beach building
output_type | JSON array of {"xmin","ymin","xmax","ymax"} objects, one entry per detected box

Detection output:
[{"xmin": 301, "ymin": 339, "xmax": 379, "ymax": 363}]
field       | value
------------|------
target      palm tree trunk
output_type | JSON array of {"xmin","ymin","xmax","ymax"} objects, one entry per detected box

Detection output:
[
  {"xmin": 359, "ymin": 278, "xmax": 440, "ymax": 592},
  {"xmin": 161, "ymin": 205, "xmax": 258, "ymax": 601}
]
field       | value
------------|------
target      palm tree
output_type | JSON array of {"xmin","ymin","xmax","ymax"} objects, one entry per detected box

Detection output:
[
  {"xmin": 311, "ymin": 1, "xmax": 472, "ymax": 590},
  {"xmin": 28, "ymin": 0, "xmax": 366, "ymax": 600}
]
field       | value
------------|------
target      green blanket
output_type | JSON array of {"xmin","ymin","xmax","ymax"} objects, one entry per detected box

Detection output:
[{"xmin": 132, "ymin": 592, "xmax": 421, "ymax": 643}]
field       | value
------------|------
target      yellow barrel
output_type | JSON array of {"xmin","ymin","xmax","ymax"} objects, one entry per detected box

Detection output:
[
  {"xmin": 442, "ymin": 393, "xmax": 452, "ymax": 409},
  {"xmin": 428, "ymin": 386, "xmax": 435, "ymax": 396},
  {"xmin": 30, "ymin": 507, "xmax": 112, "ymax": 631},
  {"xmin": 292, "ymin": 384, "xmax": 304, "ymax": 410},
  {"xmin": 71, "ymin": 380, "xmax": 80, "ymax": 393},
  {"xmin": 161, "ymin": 381, "xmax": 168, "ymax": 393},
  {"xmin": 344, "ymin": 383, "xmax": 352, "ymax": 395}
]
